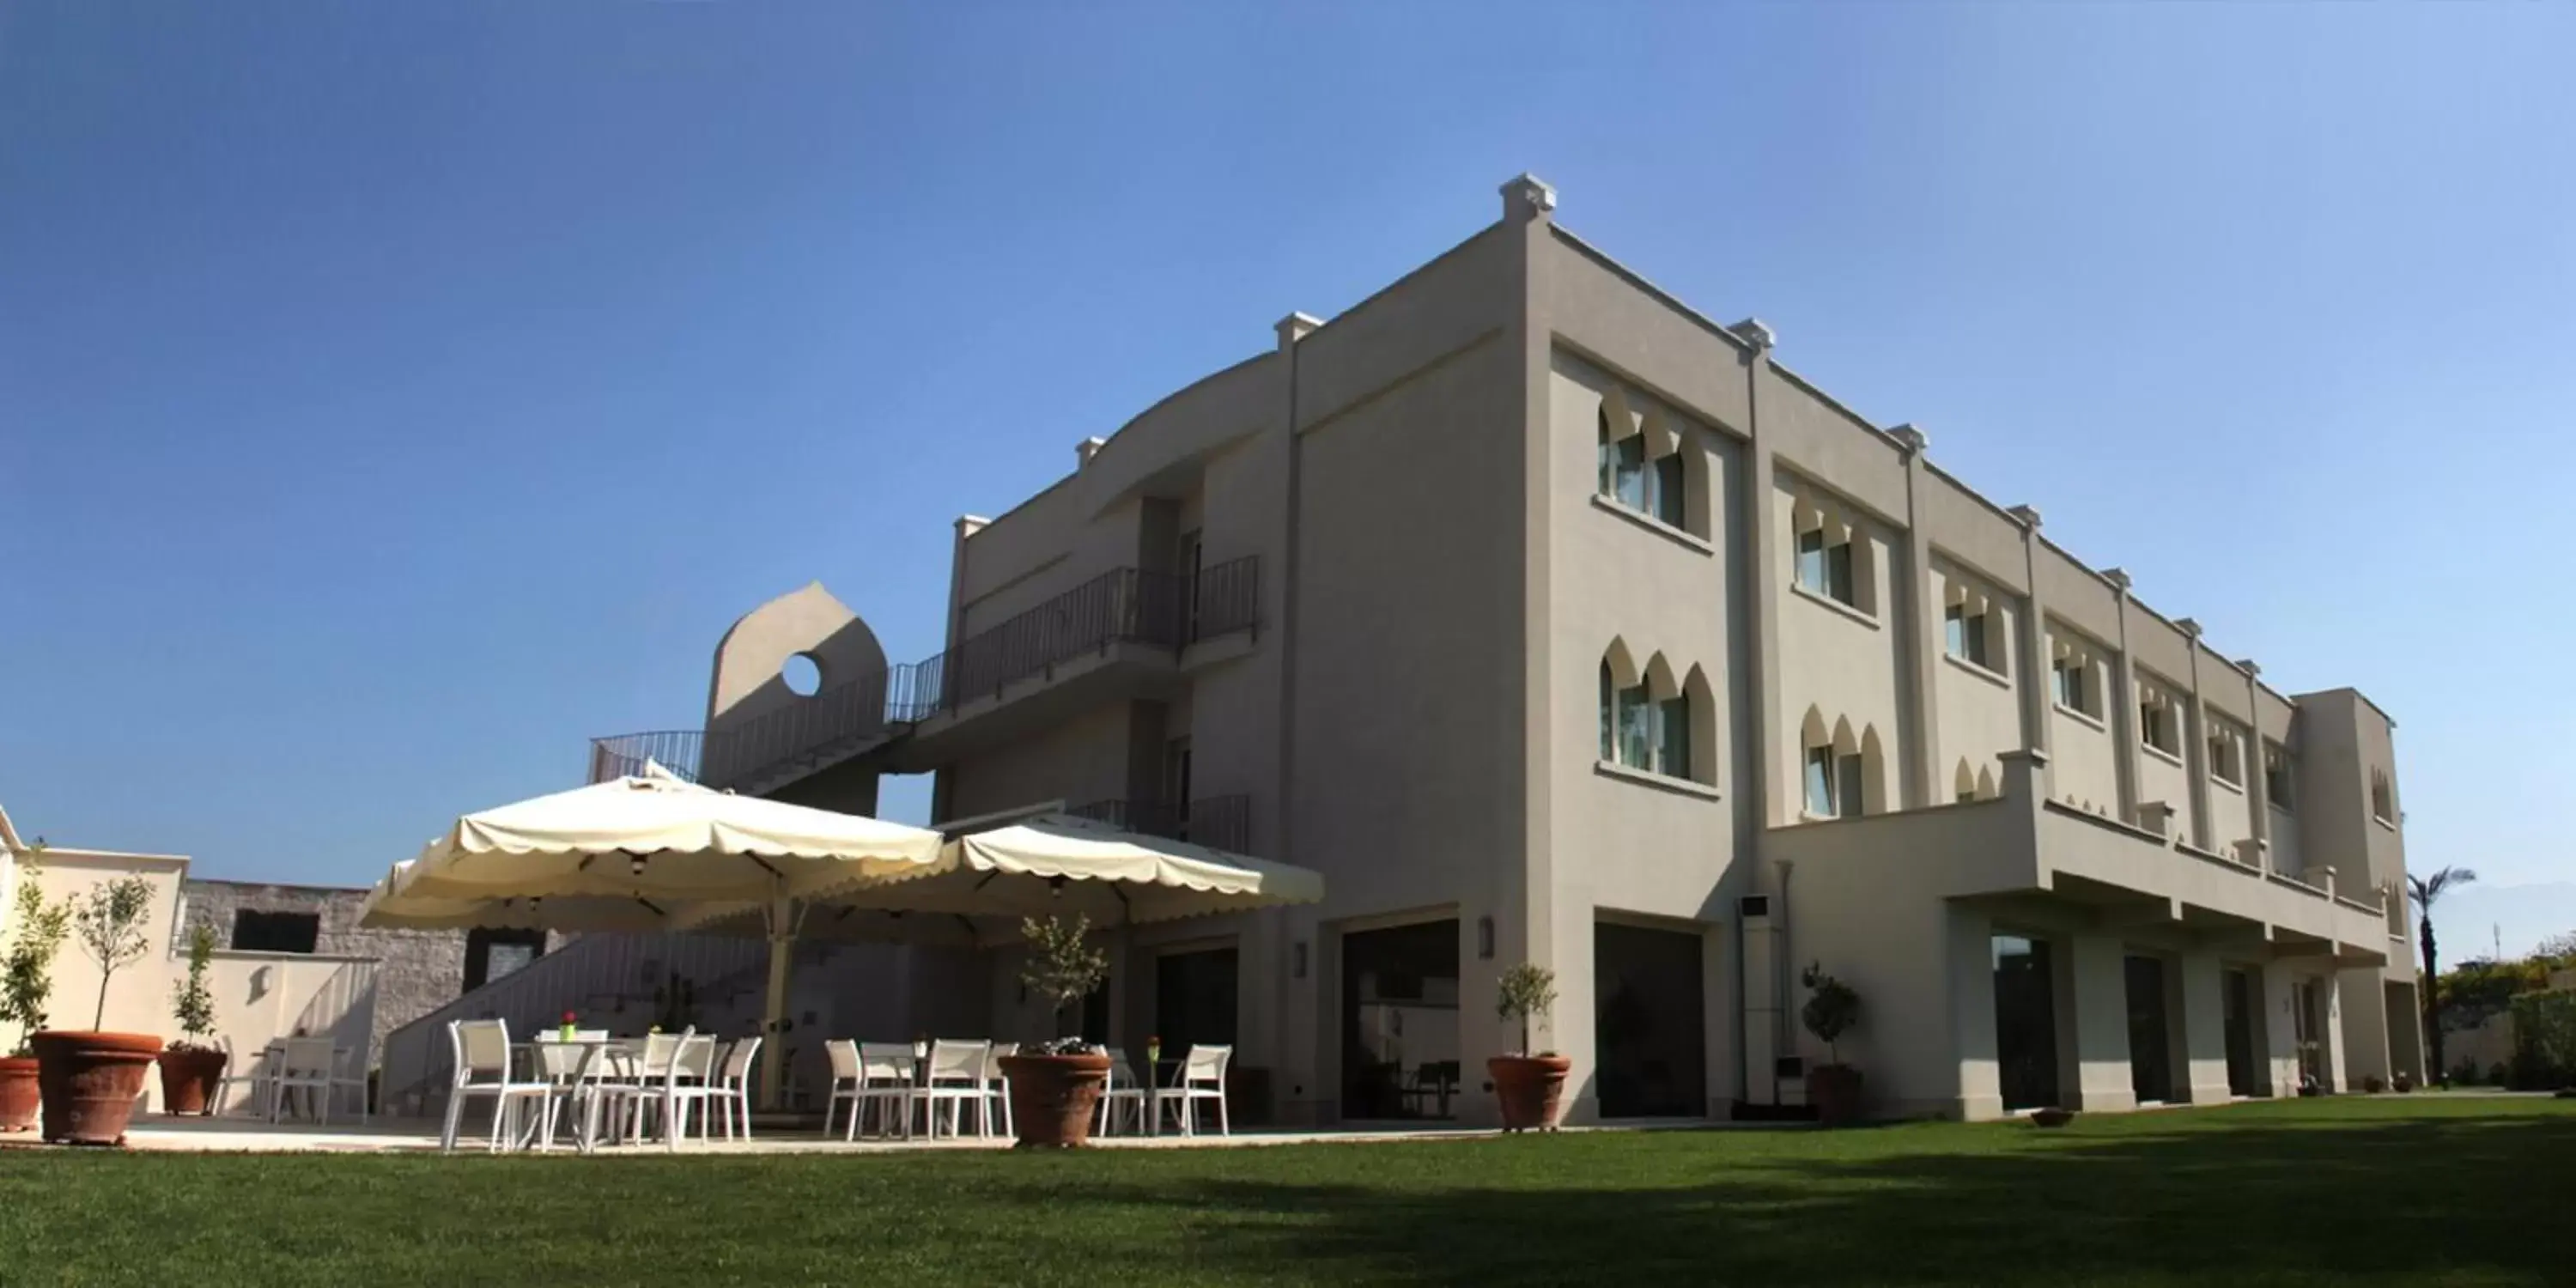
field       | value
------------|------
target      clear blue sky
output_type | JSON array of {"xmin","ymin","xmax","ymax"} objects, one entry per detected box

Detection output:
[{"xmin": 3, "ymin": 4, "xmax": 2569, "ymax": 946}]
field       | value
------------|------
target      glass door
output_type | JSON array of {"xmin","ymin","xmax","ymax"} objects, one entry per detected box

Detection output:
[
  {"xmin": 1341, "ymin": 920, "xmax": 1461, "ymax": 1121},
  {"xmin": 1993, "ymin": 935, "xmax": 2060, "ymax": 1111},
  {"xmin": 2125, "ymin": 955, "xmax": 2174, "ymax": 1104},
  {"xmin": 2222, "ymin": 969, "xmax": 2258, "ymax": 1097}
]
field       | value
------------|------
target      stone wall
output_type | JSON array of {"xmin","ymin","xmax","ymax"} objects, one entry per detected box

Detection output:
[{"xmin": 179, "ymin": 878, "xmax": 556, "ymax": 1067}]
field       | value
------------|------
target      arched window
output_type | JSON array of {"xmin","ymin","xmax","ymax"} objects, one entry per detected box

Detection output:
[
  {"xmin": 1801, "ymin": 708, "xmax": 1883, "ymax": 818},
  {"xmin": 1596, "ymin": 386, "xmax": 1693, "ymax": 532},
  {"xmin": 1645, "ymin": 653, "xmax": 1686, "ymax": 779},
  {"xmin": 1600, "ymin": 643, "xmax": 1712, "ymax": 785},
  {"xmin": 1601, "ymin": 640, "xmax": 1649, "ymax": 770},
  {"xmin": 1682, "ymin": 665, "xmax": 1717, "ymax": 787}
]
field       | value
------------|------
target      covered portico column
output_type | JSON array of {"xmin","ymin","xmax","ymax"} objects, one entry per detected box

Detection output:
[
  {"xmin": 758, "ymin": 892, "xmax": 806, "ymax": 1111},
  {"xmin": 2336, "ymin": 960, "xmax": 2395, "ymax": 1090}
]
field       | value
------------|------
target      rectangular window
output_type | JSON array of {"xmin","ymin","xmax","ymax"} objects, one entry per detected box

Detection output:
[
  {"xmin": 1945, "ymin": 603, "xmax": 1991, "ymax": 668},
  {"xmin": 2053, "ymin": 659, "xmax": 2089, "ymax": 715},
  {"xmin": 2209, "ymin": 731, "xmax": 2241, "ymax": 786},
  {"xmin": 2264, "ymin": 745, "xmax": 2295, "ymax": 811},
  {"xmin": 1650, "ymin": 454, "xmax": 1686, "ymax": 527},
  {"xmin": 1835, "ymin": 753, "xmax": 1866, "ymax": 818},
  {"xmin": 1612, "ymin": 436, "xmax": 1648, "ymax": 512},
  {"xmin": 2141, "ymin": 701, "xmax": 2176, "ymax": 755},
  {"xmin": 1795, "ymin": 528, "xmax": 1828, "ymax": 596},
  {"xmin": 1618, "ymin": 683, "xmax": 1653, "ymax": 769},
  {"xmin": 1656, "ymin": 696, "xmax": 1690, "ymax": 780},
  {"xmin": 232, "ymin": 909, "xmax": 319, "ymax": 954},
  {"xmin": 1804, "ymin": 745, "xmax": 1835, "ymax": 817},
  {"xmin": 1795, "ymin": 526, "xmax": 1858, "ymax": 606}
]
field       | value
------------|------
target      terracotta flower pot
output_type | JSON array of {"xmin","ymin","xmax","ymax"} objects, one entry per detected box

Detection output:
[
  {"xmin": 999, "ymin": 1052, "xmax": 1110, "ymax": 1148},
  {"xmin": 2030, "ymin": 1107, "xmax": 2076, "ymax": 1128},
  {"xmin": 0, "ymin": 1056, "xmax": 39, "ymax": 1133},
  {"xmin": 1488, "ymin": 1054, "xmax": 1571, "ymax": 1133},
  {"xmin": 158, "ymin": 1046, "xmax": 228, "ymax": 1117},
  {"xmin": 1806, "ymin": 1063, "xmax": 1865, "ymax": 1127},
  {"xmin": 32, "ymin": 1031, "xmax": 164, "ymax": 1146}
]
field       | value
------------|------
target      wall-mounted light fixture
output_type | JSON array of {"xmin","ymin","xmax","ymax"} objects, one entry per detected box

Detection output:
[{"xmin": 1476, "ymin": 915, "xmax": 1495, "ymax": 960}]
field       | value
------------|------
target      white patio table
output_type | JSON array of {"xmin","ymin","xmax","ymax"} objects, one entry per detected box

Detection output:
[{"xmin": 513, "ymin": 1038, "xmax": 636, "ymax": 1154}]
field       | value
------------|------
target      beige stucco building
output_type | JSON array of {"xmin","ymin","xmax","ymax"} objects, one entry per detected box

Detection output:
[{"xmin": 602, "ymin": 174, "xmax": 2421, "ymax": 1124}]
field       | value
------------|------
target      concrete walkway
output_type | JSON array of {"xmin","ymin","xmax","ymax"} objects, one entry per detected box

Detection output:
[{"xmin": 33, "ymin": 1114, "xmax": 1718, "ymax": 1156}]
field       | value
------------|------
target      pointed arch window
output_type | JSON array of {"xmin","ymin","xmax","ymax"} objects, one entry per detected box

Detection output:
[{"xmin": 1596, "ymin": 386, "xmax": 1692, "ymax": 531}]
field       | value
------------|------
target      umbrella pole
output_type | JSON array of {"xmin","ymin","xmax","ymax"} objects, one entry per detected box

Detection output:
[{"xmin": 758, "ymin": 895, "xmax": 794, "ymax": 1112}]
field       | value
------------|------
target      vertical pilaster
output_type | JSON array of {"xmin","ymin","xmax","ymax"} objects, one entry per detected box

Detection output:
[
  {"xmin": 2241, "ymin": 661, "xmax": 2273, "ymax": 859},
  {"xmin": 2104, "ymin": 569, "xmax": 2142, "ymax": 825},
  {"xmin": 2177, "ymin": 947, "xmax": 2233, "ymax": 1103},
  {"xmin": 2066, "ymin": 933, "xmax": 2138, "ymax": 1112},
  {"xmin": 1891, "ymin": 425, "xmax": 1941, "ymax": 810},
  {"xmin": 2008, "ymin": 507, "xmax": 2052, "ymax": 785},
  {"xmin": 1269, "ymin": 307, "xmax": 1319, "ymax": 1124},
  {"xmin": 1736, "ymin": 320, "xmax": 1783, "ymax": 830},
  {"xmin": 2176, "ymin": 619, "xmax": 2215, "ymax": 851},
  {"xmin": 2336, "ymin": 964, "xmax": 2391, "ymax": 1091}
]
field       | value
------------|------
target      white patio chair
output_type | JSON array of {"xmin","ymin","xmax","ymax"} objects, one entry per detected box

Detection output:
[
  {"xmin": 712, "ymin": 1036, "xmax": 761, "ymax": 1141},
  {"xmin": 823, "ymin": 1041, "xmax": 865, "ymax": 1141},
  {"xmin": 918, "ymin": 1039, "xmax": 992, "ymax": 1139},
  {"xmin": 212, "ymin": 1036, "xmax": 270, "ymax": 1117},
  {"xmin": 440, "ymin": 1019, "xmax": 550, "ymax": 1153},
  {"xmin": 528, "ymin": 1032, "xmax": 614, "ymax": 1149},
  {"xmin": 268, "ymin": 1036, "xmax": 368, "ymax": 1126},
  {"xmin": 605, "ymin": 1033, "xmax": 720, "ymax": 1151},
  {"xmin": 1096, "ymin": 1046, "xmax": 1147, "ymax": 1138},
  {"xmin": 856, "ymin": 1042, "xmax": 917, "ymax": 1139},
  {"xmin": 1151, "ymin": 1044, "xmax": 1231, "ymax": 1136},
  {"xmin": 613, "ymin": 1029, "xmax": 693, "ymax": 1141},
  {"xmin": 981, "ymin": 1042, "xmax": 1018, "ymax": 1138}
]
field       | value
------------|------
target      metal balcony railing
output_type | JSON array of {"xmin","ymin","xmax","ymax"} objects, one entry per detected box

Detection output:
[
  {"xmin": 590, "ymin": 556, "xmax": 1260, "ymax": 792},
  {"xmin": 1066, "ymin": 794, "xmax": 1253, "ymax": 855}
]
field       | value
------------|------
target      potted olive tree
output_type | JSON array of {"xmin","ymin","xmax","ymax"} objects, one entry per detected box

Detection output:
[
  {"xmin": 996, "ymin": 914, "xmax": 1112, "ymax": 1148},
  {"xmin": 1488, "ymin": 963, "xmax": 1569, "ymax": 1132},
  {"xmin": 159, "ymin": 925, "xmax": 226, "ymax": 1115},
  {"xmin": 1801, "ymin": 963, "xmax": 1863, "ymax": 1127},
  {"xmin": 0, "ymin": 869, "xmax": 72, "ymax": 1133},
  {"xmin": 33, "ymin": 874, "xmax": 165, "ymax": 1145}
]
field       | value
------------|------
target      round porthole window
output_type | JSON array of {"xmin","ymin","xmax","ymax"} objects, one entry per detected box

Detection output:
[{"xmin": 781, "ymin": 653, "xmax": 823, "ymax": 696}]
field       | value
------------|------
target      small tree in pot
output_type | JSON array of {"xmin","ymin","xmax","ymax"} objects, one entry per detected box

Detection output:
[
  {"xmin": 1801, "ymin": 963, "xmax": 1864, "ymax": 1127},
  {"xmin": 997, "ymin": 914, "xmax": 1114, "ymax": 1147},
  {"xmin": 33, "ymin": 874, "xmax": 166, "ymax": 1145},
  {"xmin": 159, "ymin": 926, "xmax": 227, "ymax": 1115},
  {"xmin": 0, "ymin": 868, "xmax": 72, "ymax": 1132},
  {"xmin": 1489, "ymin": 963, "xmax": 1569, "ymax": 1133}
]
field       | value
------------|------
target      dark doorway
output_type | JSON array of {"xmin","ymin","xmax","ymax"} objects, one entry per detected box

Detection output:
[
  {"xmin": 1154, "ymin": 947, "xmax": 1238, "ymax": 1056},
  {"xmin": 2125, "ymin": 955, "xmax": 2174, "ymax": 1104},
  {"xmin": 2223, "ymin": 968, "xmax": 2260, "ymax": 1097},
  {"xmin": 1594, "ymin": 922, "xmax": 1705, "ymax": 1117},
  {"xmin": 1993, "ymin": 934, "xmax": 2060, "ymax": 1111},
  {"xmin": 1341, "ymin": 920, "xmax": 1460, "ymax": 1121}
]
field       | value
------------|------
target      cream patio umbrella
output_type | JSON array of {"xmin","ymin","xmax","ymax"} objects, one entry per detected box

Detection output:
[
  {"xmin": 815, "ymin": 812, "xmax": 1326, "ymax": 927},
  {"xmin": 359, "ymin": 763, "xmax": 944, "ymax": 1106}
]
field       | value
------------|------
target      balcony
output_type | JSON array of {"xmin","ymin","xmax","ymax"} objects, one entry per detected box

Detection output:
[
  {"xmin": 890, "ymin": 556, "xmax": 1259, "ymax": 769},
  {"xmin": 588, "ymin": 556, "xmax": 1260, "ymax": 793},
  {"xmin": 1765, "ymin": 750, "xmax": 2393, "ymax": 964},
  {"xmin": 1066, "ymin": 794, "xmax": 1253, "ymax": 855}
]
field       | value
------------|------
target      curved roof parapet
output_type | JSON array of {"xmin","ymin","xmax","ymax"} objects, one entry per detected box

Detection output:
[
  {"xmin": 1069, "ymin": 350, "xmax": 1276, "ymax": 520},
  {"xmin": 706, "ymin": 581, "xmax": 889, "ymax": 731}
]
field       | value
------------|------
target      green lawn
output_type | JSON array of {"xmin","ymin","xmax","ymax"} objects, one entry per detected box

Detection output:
[{"xmin": 1, "ymin": 1097, "xmax": 2566, "ymax": 1286}]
